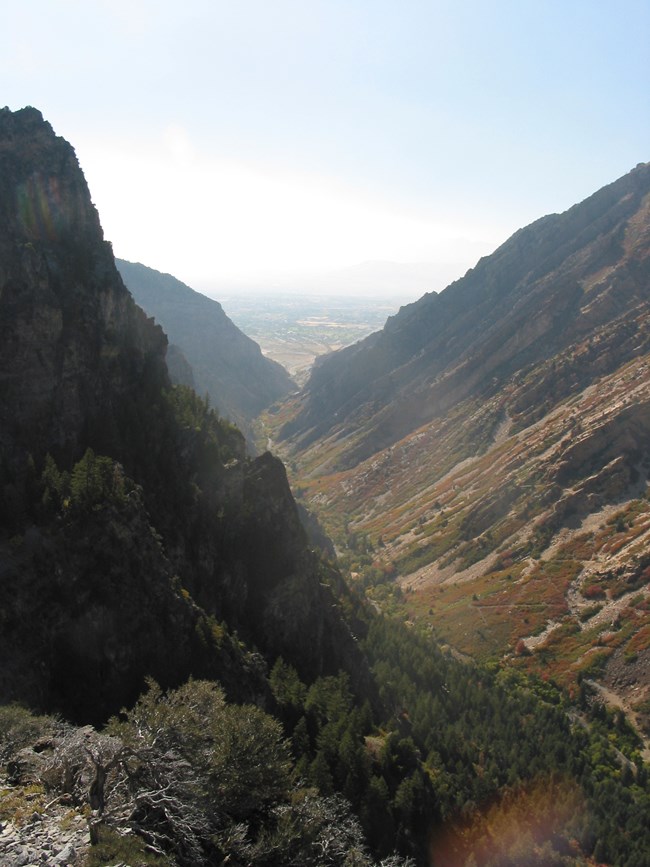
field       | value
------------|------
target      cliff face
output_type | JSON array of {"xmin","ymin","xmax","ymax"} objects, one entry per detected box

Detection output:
[
  {"xmin": 0, "ymin": 107, "xmax": 168, "ymax": 465},
  {"xmin": 116, "ymin": 259, "xmax": 294, "ymax": 445},
  {"xmin": 0, "ymin": 107, "xmax": 370, "ymax": 723}
]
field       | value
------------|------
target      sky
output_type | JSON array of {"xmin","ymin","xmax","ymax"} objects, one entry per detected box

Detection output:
[{"xmin": 4, "ymin": 1, "xmax": 649, "ymax": 298}]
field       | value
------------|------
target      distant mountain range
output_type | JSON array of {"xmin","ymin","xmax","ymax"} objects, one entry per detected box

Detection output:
[
  {"xmin": 276, "ymin": 161, "xmax": 650, "ymax": 741},
  {"xmin": 288, "ymin": 258, "xmax": 473, "ymax": 297},
  {"xmin": 116, "ymin": 259, "xmax": 294, "ymax": 444},
  {"xmin": 193, "ymin": 257, "xmax": 479, "ymax": 299}
]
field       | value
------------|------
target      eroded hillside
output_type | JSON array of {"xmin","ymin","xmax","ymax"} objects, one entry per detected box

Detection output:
[{"xmin": 272, "ymin": 162, "xmax": 650, "ymax": 746}]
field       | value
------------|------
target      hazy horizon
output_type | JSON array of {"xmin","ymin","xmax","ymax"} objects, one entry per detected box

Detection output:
[
  {"xmin": 5, "ymin": 2, "xmax": 648, "ymax": 296},
  {"xmin": 185, "ymin": 257, "xmax": 469, "ymax": 301}
]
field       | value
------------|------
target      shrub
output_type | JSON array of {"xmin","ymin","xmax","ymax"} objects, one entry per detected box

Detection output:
[
  {"xmin": 583, "ymin": 584, "xmax": 606, "ymax": 600},
  {"xmin": 0, "ymin": 704, "xmax": 58, "ymax": 762},
  {"xmin": 84, "ymin": 825, "xmax": 171, "ymax": 867}
]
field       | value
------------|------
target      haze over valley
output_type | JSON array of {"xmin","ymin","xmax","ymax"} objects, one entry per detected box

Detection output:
[{"xmin": 220, "ymin": 292, "xmax": 407, "ymax": 382}]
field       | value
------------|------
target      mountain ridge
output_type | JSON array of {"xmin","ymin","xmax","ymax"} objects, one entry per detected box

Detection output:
[
  {"xmin": 116, "ymin": 258, "xmax": 294, "ymax": 445},
  {"xmin": 0, "ymin": 106, "xmax": 168, "ymax": 466},
  {"xmin": 272, "ymin": 161, "xmax": 650, "ymax": 735},
  {"xmin": 280, "ymin": 161, "xmax": 650, "ymax": 470}
]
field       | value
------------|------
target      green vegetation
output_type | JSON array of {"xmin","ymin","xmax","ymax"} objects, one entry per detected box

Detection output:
[
  {"xmin": 7, "ymin": 626, "xmax": 650, "ymax": 865},
  {"xmin": 0, "ymin": 703, "xmax": 58, "ymax": 761},
  {"xmin": 1, "ymin": 683, "xmax": 414, "ymax": 867},
  {"xmin": 362, "ymin": 619, "xmax": 650, "ymax": 865},
  {"xmin": 85, "ymin": 826, "xmax": 173, "ymax": 867},
  {"xmin": 3, "ymin": 471, "xmax": 650, "ymax": 863}
]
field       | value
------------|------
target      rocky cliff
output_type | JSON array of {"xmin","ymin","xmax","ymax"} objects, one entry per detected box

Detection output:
[
  {"xmin": 0, "ymin": 107, "xmax": 168, "ymax": 466},
  {"xmin": 0, "ymin": 107, "xmax": 371, "ymax": 724}
]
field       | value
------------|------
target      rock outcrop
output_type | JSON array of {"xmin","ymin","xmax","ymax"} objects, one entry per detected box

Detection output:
[{"xmin": 0, "ymin": 107, "xmax": 168, "ymax": 466}]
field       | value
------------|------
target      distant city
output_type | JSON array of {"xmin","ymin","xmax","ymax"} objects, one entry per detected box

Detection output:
[{"xmin": 220, "ymin": 292, "xmax": 409, "ymax": 382}]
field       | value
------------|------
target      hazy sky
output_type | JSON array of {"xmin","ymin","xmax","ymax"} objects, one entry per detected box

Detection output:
[{"xmin": 4, "ymin": 1, "xmax": 649, "ymax": 297}]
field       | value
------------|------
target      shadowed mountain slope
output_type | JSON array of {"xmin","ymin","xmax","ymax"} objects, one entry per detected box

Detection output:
[
  {"xmin": 0, "ymin": 106, "xmax": 369, "ymax": 724},
  {"xmin": 116, "ymin": 259, "xmax": 294, "ymax": 443}
]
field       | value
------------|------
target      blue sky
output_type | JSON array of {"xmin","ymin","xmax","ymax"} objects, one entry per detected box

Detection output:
[{"xmin": 4, "ymin": 1, "xmax": 649, "ymax": 296}]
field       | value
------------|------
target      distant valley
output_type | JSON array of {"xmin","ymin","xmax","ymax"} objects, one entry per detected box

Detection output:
[{"xmin": 219, "ymin": 292, "xmax": 408, "ymax": 383}]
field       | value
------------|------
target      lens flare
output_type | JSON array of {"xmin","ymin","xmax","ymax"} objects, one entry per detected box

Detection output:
[
  {"xmin": 429, "ymin": 773, "xmax": 587, "ymax": 866},
  {"xmin": 17, "ymin": 173, "xmax": 64, "ymax": 240}
]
